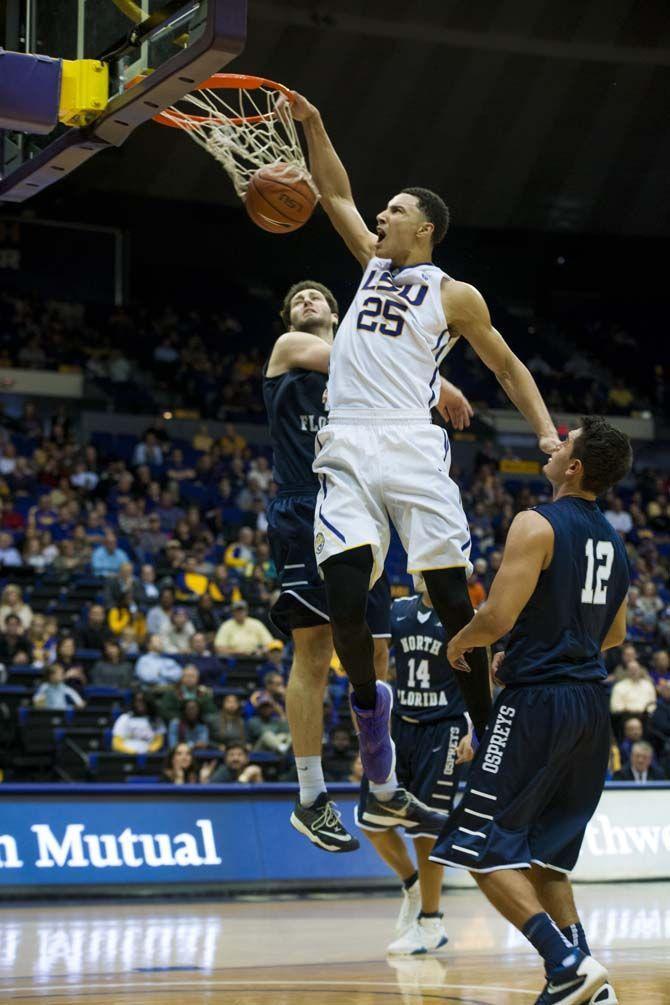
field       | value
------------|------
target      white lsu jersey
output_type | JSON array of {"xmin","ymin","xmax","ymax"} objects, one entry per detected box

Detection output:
[{"xmin": 327, "ymin": 257, "xmax": 460, "ymax": 413}]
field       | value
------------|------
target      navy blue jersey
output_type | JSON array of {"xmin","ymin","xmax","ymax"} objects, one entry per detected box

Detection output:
[
  {"xmin": 391, "ymin": 595, "xmax": 466, "ymax": 722},
  {"xmin": 500, "ymin": 497, "xmax": 630, "ymax": 687},
  {"xmin": 262, "ymin": 366, "xmax": 326, "ymax": 493}
]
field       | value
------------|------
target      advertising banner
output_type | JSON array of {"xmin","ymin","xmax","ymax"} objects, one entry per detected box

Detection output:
[{"xmin": 0, "ymin": 784, "xmax": 667, "ymax": 891}]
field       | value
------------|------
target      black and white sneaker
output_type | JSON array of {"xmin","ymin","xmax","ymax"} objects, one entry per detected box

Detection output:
[
  {"xmin": 360, "ymin": 788, "xmax": 446, "ymax": 834},
  {"xmin": 290, "ymin": 792, "xmax": 360, "ymax": 853},
  {"xmin": 535, "ymin": 951, "xmax": 610, "ymax": 1005}
]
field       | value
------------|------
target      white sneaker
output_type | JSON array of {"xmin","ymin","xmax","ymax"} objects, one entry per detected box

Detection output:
[
  {"xmin": 395, "ymin": 879, "xmax": 421, "ymax": 935},
  {"xmin": 387, "ymin": 916, "xmax": 448, "ymax": 956}
]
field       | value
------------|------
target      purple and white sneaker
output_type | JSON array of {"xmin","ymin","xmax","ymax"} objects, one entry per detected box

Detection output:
[{"xmin": 350, "ymin": 680, "xmax": 396, "ymax": 784}]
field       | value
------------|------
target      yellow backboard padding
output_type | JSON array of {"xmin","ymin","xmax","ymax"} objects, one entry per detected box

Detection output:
[{"xmin": 59, "ymin": 59, "xmax": 109, "ymax": 127}]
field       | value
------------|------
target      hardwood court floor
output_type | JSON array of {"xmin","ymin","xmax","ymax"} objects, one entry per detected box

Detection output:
[{"xmin": 1, "ymin": 882, "xmax": 668, "ymax": 1004}]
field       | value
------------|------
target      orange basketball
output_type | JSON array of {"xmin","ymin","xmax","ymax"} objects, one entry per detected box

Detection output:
[{"xmin": 245, "ymin": 163, "xmax": 317, "ymax": 234}]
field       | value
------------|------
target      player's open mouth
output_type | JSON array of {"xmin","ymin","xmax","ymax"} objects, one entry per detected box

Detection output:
[{"xmin": 376, "ymin": 227, "xmax": 386, "ymax": 242}]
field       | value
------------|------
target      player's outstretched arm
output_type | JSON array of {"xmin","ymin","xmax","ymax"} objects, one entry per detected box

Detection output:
[
  {"xmin": 447, "ymin": 511, "xmax": 553, "ymax": 669},
  {"xmin": 442, "ymin": 280, "xmax": 560, "ymax": 454},
  {"xmin": 266, "ymin": 331, "xmax": 332, "ymax": 378},
  {"xmin": 287, "ymin": 92, "xmax": 377, "ymax": 267}
]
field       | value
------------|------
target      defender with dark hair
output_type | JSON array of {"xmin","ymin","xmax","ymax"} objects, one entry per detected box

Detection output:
[
  {"xmin": 285, "ymin": 91, "xmax": 560, "ymax": 798},
  {"xmin": 263, "ymin": 281, "xmax": 466, "ymax": 853},
  {"xmin": 433, "ymin": 419, "xmax": 632, "ymax": 1005}
]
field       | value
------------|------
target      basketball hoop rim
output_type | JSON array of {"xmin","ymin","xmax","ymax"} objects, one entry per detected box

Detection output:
[{"xmin": 152, "ymin": 73, "xmax": 294, "ymax": 128}]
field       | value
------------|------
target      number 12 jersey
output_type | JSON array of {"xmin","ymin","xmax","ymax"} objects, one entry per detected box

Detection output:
[{"xmin": 500, "ymin": 496, "xmax": 630, "ymax": 687}]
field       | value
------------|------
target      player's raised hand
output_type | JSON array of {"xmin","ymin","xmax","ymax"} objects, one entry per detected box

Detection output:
[
  {"xmin": 279, "ymin": 90, "xmax": 319, "ymax": 123},
  {"xmin": 437, "ymin": 379, "xmax": 474, "ymax": 431}
]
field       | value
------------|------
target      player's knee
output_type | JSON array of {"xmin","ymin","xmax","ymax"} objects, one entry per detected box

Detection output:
[
  {"xmin": 291, "ymin": 627, "xmax": 332, "ymax": 683},
  {"xmin": 423, "ymin": 567, "xmax": 473, "ymax": 631}
]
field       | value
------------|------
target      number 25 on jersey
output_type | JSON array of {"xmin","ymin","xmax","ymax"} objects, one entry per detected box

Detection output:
[{"xmin": 581, "ymin": 538, "xmax": 614, "ymax": 605}]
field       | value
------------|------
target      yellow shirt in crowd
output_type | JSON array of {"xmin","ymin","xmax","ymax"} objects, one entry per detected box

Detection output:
[{"xmin": 214, "ymin": 616, "xmax": 273, "ymax": 654}]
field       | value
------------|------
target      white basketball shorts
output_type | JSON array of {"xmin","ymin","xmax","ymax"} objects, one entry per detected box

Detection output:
[{"xmin": 312, "ymin": 410, "xmax": 472, "ymax": 588}]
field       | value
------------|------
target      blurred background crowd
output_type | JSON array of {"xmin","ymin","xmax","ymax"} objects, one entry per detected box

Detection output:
[{"xmin": 0, "ymin": 376, "xmax": 667, "ymax": 788}]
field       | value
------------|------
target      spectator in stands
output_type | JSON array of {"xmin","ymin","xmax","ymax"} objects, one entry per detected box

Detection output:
[
  {"xmin": 91, "ymin": 529, "xmax": 130, "ymax": 578},
  {"xmin": 637, "ymin": 581, "xmax": 664, "ymax": 627},
  {"xmin": 242, "ymin": 564, "xmax": 273, "ymax": 609},
  {"xmin": 213, "ymin": 693, "xmax": 246, "ymax": 746},
  {"xmin": 107, "ymin": 591, "xmax": 146, "ymax": 643},
  {"xmin": 651, "ymin": 650, "xmax": 670, "ymax": 687},
  {"xmin": 208, "ymin": 742, "xmax": 263, "ymax": 783},
  {"xmin": 163, "ymin": 743, "xmax": 217, "ymax": 784},
  {"xmin": 255, "ymin": 641, "xmax": 286, "ymax": 686},
  {"xmin": 224, "ymin": 526, "xmax": 255, "ymax": 572},
  {"xmin": 208, "ymin": 564, "xmax": 241, "ymax": 606},
  {"xmin": 27, "ymin": 613, "xmax": 50, "ymax": 666},
  {"xmin": 71, "ymin": 524, "xmax": 93, "ymax": 566},
  {"xmin": 0, "ymin": 613, "xmax": 32, "ymax": 665},
  {"xmin": 604, "ymin": 497, "xmax": 633, "ymax": 537},
  {"xmin": 220, "ymin": 423, "xmax": 247, "ymax": 457},
  {"xmin": 610, "ymin": 660, "xmax": 657, "ymax": 716},
  {"xmin": 167, "ymin": 699, "xmax": 211, "ymax": 750},
  {"xmin": 0, "ymin": 584, "xmax": 32, "ymax": 630},
  {"xmin": 614, "ymin": 740, "xmax": 665, "ymax": 782},
  {"xmin": 157, "ymin": 664, "xmax": 217, "ymax": 723},
  {"xmin": 138, "ymin": 564, "xmax": 160, "ymax": 606},
  {"xmin": 135, "ymin": 634, "xmax": 182, "ymax": 686},
  {"xmin": 246, "ymin": 692, "xmax": 291, "ymax": 753},
  {"xmin": 0, "ymin": 496, "xmax": 25, "ymax": 532},
  {"xmin": 136, "ymin": 513, "xmax": 168, "ymax": 558},
  {"xmin": 192, "ymin": 594, "xmax": 219, "ymax": 637},
  {"xmin": 53, "ymin": 538, "xmax": 83, "ymax": 573},
  {"xmin": 618, "ymin": 716, "xmax": 644, "ymax": 764},
  {"xmin": 214, "ymin": 600, "xmax": 273, "ymax": 658},
  {"xmin": 323, "ymin": 726, "xmax": 357, "ymax": 781},
  {"xmin": 146, "ymin": 587, "xmax": 175, "ymax": 638},
  {"xmin": 155, "ymin": 490, "xmax": 184, "ymax": 532},
  {"xmin": 160, "ymin": 607, "xmax": 196, "ymax": 655},
  {"xmin": 607, "ymin": 378, "xmax": 634, "ymax": 415},
  {"xmin": 132, "ymin": 431, "xmax": 164, "ymax": 468},
  {"xmin": 257, "ymin": 669, "xmax": 286, "ymax": 711},
  {"xmin": 608, "ymin": 642, "xmax": 638, "ymax": 684},
  {"xmin": 22, "ymin": 537, "xmax": 50, "ymax": 572},
  {"xmin": 90, "ymin": 639, "xmax": 134, "ymax": 689},
  {"xmin": 56, "ymin": 637, "xmax": 87, "ymax": 692},
  {"xmin": 76, "ymin": 604, "xmax": 112, "ymax": 651},
  {"xmin": 112, "ymin": 690, "xmax": 165, "ymax": 754},
  {"xmin": 33, "ymin": 662, "xmax": 85, "ymax": 710},
  {"xmin": 104, "ymin": 562, "xmax": 142, "ymax": 609}
]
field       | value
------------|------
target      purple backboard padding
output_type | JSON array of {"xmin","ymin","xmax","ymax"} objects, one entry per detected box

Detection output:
[
  {"xmin": 0, "ymin": 49, "xmax": 61, "ymax": 134},
  {"xmin": 0, "ymin": 0, "xmax": 247, "ymax": 202}
]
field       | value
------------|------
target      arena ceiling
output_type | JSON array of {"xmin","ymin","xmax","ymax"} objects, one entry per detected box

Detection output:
[{"xmin": 45, "ymin": 0, "xmax": 670, "ymax": 236}]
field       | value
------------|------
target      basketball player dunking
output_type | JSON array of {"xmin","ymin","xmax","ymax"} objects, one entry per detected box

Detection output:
[
  {"xmin": 285, "ymin": 92, "xmax": 561, "ymax": 802},
  {"xmin": 263, "ymin": 280, "xmax": 471, "ymax": 852},
  {"xmin": 433, "ymin": 418, "xmax": 632, "ymax": 1005}
]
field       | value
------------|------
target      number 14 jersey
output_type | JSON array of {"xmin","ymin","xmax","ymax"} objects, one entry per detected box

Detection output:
[
  {"xmin": 327, "ymin": 257, "xmax": 459, "ymax": 414},
  {"xmin": 500, "ymin": 496, "xmax": 629, "ymax": 687},
  {"xmin": 391, "ymin": 595, "xmax": 466, "ymax": 723}
]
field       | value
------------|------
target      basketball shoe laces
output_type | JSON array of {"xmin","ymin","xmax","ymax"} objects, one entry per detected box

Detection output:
[{"xmin": 312, "ymin": 800, "xmax": 344, "ymax": 833}]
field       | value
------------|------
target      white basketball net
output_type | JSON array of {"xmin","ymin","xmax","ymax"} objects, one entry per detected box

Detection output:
[{"xmin": 159, "ymin": 82, "xmax": 318, "ymax": 201}]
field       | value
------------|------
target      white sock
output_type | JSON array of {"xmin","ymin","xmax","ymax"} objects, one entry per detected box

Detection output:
[
  {"xmin": 296, "ymin": 756, "xmax": 326, "ymax": 807},
  {"xmin": 370, "ymin": 771, "xmax": 398, "ymax": 802}
]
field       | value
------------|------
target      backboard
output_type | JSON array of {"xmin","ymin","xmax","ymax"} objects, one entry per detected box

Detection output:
[{"xmin": 1, "ymin": 0, "xmax": 247, "ymax": 201}]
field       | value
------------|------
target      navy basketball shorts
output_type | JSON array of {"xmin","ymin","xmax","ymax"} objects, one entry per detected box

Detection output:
[
  {"xmin": 430, "ymin": 681, "xmax": 611, "ymax": 874},
  {"xmin": 267, "ymin": 492, "xmax": 391, "ymax": 638},
  {"xmin": 356, "ymin": 714, "xmax": 469, "ymax": 838}
]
